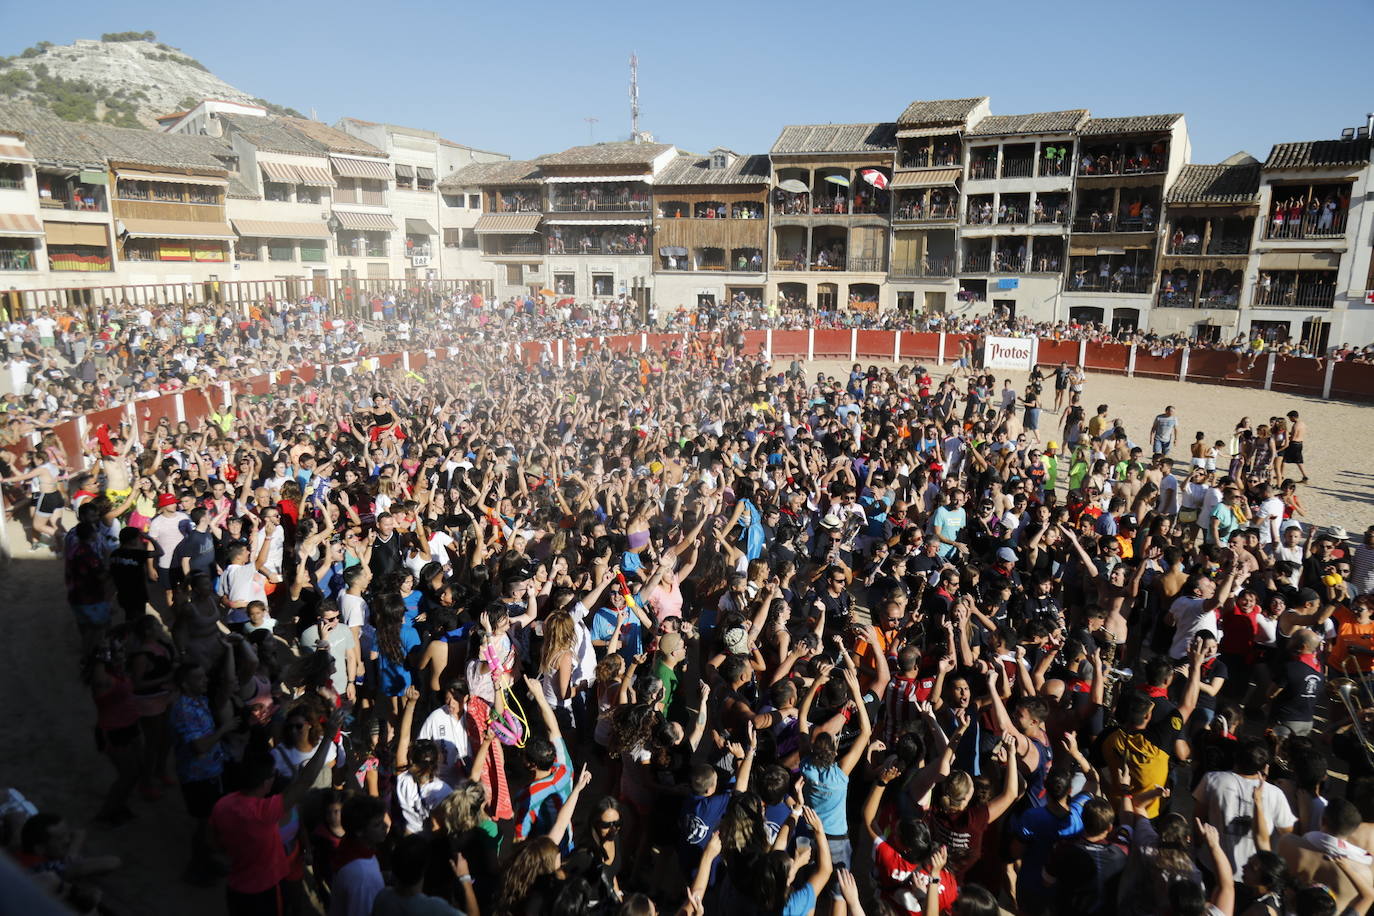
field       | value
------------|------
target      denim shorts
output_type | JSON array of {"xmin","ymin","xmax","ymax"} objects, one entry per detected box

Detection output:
[{"xmin": 71, "ymin": 601, "xmax": 112, "ymax": 628}]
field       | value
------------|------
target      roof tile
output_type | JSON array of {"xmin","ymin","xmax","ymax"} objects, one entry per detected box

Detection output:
[
  {"xmin": 1165, "ymin": 163, "xmax": 1261, "ymax": 203},
  {"xmin": 896, "ymin": 97, "xmax": 987, "ymax": 127},
  {"xmin": 439, "ymin": 159, "xmax": 542, "ymax": 189},
  {"xmin": 967, "ymin": 110, "xmax": 1089, "ymax": 137},
  {"xmin": 1080, "ymin": 114, "xmax": 1182, "ymax": 135},
  {"xmin": 770, "ymin": 123, "xmax": 898, "ymax": 155},
  {"xmin": 538, "ymin": 141, "xmax": 673, "ymax": 167},
  {"xmin": 1264, "ymin": 138, "xmax": 1372, "ymax": 170},
  {"xmin": 654, "ymin": 152, "xmax": 770, "ymax": 185}
]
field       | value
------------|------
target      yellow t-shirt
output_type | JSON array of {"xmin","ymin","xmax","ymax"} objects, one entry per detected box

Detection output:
[{"xmin": 1103, "ymin": 729, "xmax": 1169, "ymax": 818}]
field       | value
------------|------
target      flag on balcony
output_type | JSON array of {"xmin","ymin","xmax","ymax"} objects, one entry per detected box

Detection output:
[{"xmin": 859, "ymin": 169, "xmax": 889, "ymax": 190}]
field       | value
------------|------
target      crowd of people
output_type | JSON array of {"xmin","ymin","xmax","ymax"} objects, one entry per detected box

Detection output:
[{"xmin": 1, "ymin": 298, "xmax": 1372, "ymax": 916}]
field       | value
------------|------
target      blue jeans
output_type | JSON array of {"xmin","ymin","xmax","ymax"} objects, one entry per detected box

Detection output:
[{"xmin": 1153, "ymin": 438, "xmax": 1171, "ymax": 455}]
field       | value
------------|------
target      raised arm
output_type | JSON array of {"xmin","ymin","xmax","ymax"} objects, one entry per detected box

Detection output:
[{"xmin": 837, "ymin": 667, "xmax": 873, "ymax": 775}]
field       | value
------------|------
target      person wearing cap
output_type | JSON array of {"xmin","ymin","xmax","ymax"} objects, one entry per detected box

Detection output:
[{"xmin": 146, "ymin": 492, "xmax": 190, "ymax": 609}]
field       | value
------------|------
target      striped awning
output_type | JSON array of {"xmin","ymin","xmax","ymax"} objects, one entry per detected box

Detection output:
[
  {"xmin": 120, "ymin": 218, "xmax": 235, "ymax": 240},
  {"xmin": 231, "ymin": 218, "xmax": 331, "ymax": 240},
  {"xmin": 330, "ymin": 156, "xmax": 393, "ymax": 181},
  {"xmin": 332, "ymin": 210, "xmax": 396, "ymax": 231},
  {"xmin": 115, "ymin": 169, "xmax": 228, "ymax": 187},
  {"xmin": 294, "ymin": 165, "xmax": 335, "ymax": 187},
  {"xmin": 891, "ymin": 168, "xmax": 962, "ymax": 189},
  {"xmin": 0, "ymin": 143, "xmax": 35, "ymax": 164},
  {"xmin": 474, "ymin": 213, "xmax": 542, "ymax": 234},
  {"xmin": 395, "ymin": 164, "xmax": 415, "ymax": 179},
  {"xmin": 416, "ymin": 166, "xmax": 435, "ymax": 181},
  {"xmin": 0, "ymin": 214, "xmax": 43, "ymax": 237},
  {"xmin": 259, "ymin": 160, "xmax": 300, "ymax": 183}
]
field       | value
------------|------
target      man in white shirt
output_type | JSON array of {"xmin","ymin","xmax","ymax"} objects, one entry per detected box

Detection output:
[
  {"xmin": 1253, "ymin": 483, "xmax": 1287, "ymax": 551},
  {"xmin": 219, "ymin": 542, "xmax": 269, "ymax": 625},
  {"xmin": 146, "ymin": 493, "xmax": 189, "ymax": 606},
  {"xmin": 418, "ymin": 682, "xmax": 473, "ymax": 784},
  {"xmin": 251, "ymin": 507, "xmax": 286, "ymax": 585},
  {"xmin": 1194, "ymin": 737, "xmax": 1297, "ymax": 870},
  {"xmin": 1168, "ymin": 557, "xmax": 1238, "ymax": 660},
  {"xmin": 339, "ymin": 565, "xmax": 371, "ymax": 636}
]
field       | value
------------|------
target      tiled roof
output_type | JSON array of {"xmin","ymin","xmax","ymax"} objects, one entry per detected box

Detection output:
[
  {"xmin": 538, "ymin": 141, "xmax": 673, "ymax": 167},
  {"xmin": 0, "ymin": 103, "xmax": 228, "ymax": 171},
  {"xmin": 277, "ymin": 117, "xmax": 386, "ymax": 157},
  {"xmin": 1081, "ymin": 114, "xmax": 1182, "ymax": 135},
  {"xmin": 771, "ymin": 123, "xmax": 898, "ymax": 154},
  {"xmin": 439, "ymin": 159, "xmax": 543, "ymax": 189},
  {"xmin": 1166, "ymin": 163, "xmax": 1261, "ymax": 203},
  {"xmin": 896, "ymin": 98, "xmax": 987, "ymax": 126},
  {"xmin": 967, "ymin": 110, "xmax": 1089, "ymax": 136},
  {"xmin": 1265, "ymin": 138, "xmax": 1373, "ymax": 170},
  {"xmin": 654, "ymin": 152, "xmax": 771, "ymax": 185},
  {"xmin": 218, "ymin": 114, "xmax": 327, "ymax": 157}
]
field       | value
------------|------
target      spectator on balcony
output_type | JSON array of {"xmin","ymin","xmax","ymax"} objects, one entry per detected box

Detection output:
[
  {"xmin": 1142, "ymin": 204, "xmax": 1155, "ymax": 231},
  {"xmin": 1318, "ymin": 197, "xmax": 1337, "ymax": 232}
]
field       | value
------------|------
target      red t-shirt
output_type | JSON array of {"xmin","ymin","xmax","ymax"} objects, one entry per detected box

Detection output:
[
  {"xmin": 873, "ymin": 836, "xmax": 959, "ymax": 914},
  {"xmin": 1218, "ymin": 605, "xmax": 1260, "ymax": 659},
  {"xmin": 930, "ymin": 804, "xmax": 991, "ymax": 879},
  {"xmin": 210, "ymin": 792, "xmax": 288, "ymax": 893}
]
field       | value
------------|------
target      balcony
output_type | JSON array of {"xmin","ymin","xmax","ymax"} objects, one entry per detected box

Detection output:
[
  {"xmin": 849, "ymin": 257, "xmax": 886, "ymax": 272},
  {"xmin": 486, "ymin": 239, "xmax": 544, "ymax": 257},
  {"xmin": 548, "ymin": 196, "xmax": 649, "ymax": 213},
  {"xmin": 899, "ymin": 149, "xmax": 960, "ymax": 169},
  {"xmin": 407, "ymin": 245, "xmax": 433, "ymax": 260},
  {"xmin": 891, "ymin": 258, "xmax": 955, "ymax": 279},
  {"xmin": 39, "ymin": 187, "xmax": 107, "ymax": 211},
  {"xmin": 1157, "ymin": 289, "xmax": 1240, "ymax": 310},
  {"xmin": 998, "ymin": 206, "xmax": 1030, "ymax": 225},
  {"xmin": 1039, "ymin": 158, "xmax": 1071, "ymax": 178},
  {"xmin": 1077, "ymin": 147, "xmax": 1168, "ymax": 177},
  {"xmin": 968, "ymin": 160, "xmax": 998, "ymax": 181},
  {"xmin": 0, "ymin": 249, "xmax": 36, "ymax": 271},
  {"xmin": 992, "ymin": 253, "xmax": 1027, "ymax": 273},
  {"xmin": 334, "ymin": 187, "xmax": 386, "ymax": 206},
  {"xmin": 1001, "ymin": 158, "xmax": 1034, "ymax": 179},
  {"xmin": 1263, "ymin": 209, "xmax": 1348, "ymax": 240},
  {"xmin": 0, "ymin": 176, "xmax": 24, "ymax": 191},
  {"xmin": 963, "ymin": 254, "xmax": 991, "ymax": 272},
  {"xmin": 1072, "ymin": 213, "xmax": 1158, "ymax": 234},
  {"xmin": 893, "ymin": 198, "xmax": 959, "ymax": 222},
  {"xmin": 1254, "ymin": 274, "xmax": 1337, "ymax": 309}
]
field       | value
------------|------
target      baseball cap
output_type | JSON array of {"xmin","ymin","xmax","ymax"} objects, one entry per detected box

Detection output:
[
  {"xmin": 1295, "ymin": 587, "xmax": 1320, "ymax": 606},
  {"xmin": 658, "ymin": 632, "xmax": 684, "ymax": 656},
  {"xmin": 996, "ymin": 546, "xmax": 1018, "ymax": 563}
]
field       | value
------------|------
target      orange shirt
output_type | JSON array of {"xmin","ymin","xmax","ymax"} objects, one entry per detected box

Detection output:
[{"xmin": 1330, "ymin": 608, "xmax": 1374, "ymax": 673}]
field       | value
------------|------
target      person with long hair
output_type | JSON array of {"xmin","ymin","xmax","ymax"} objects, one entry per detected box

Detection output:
[
  {"xmin": 538, "ymin": 610, "xmax": 578, "ymax": 730},
  {"xmin": 495, "ymin": 835, "xmax": 562, "ymax": 916},
  {"xmin": 394, "ymin": 686, "xmax": 453, "ymax": 835}
]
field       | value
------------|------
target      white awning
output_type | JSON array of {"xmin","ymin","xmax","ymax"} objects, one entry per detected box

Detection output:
[
  {"xmin": 543, "ymin": 174, "xmax": 651, "ymax": 184},
  {"xmin": 0, "ymin": 143, "xmax": 35, "ymax": 165},
  {"xmin": 330, "ymin": 156, "xmax": 393, "ymax": 181},
  {"xmin": 544, "ymin": 218, "xmax": 650, "ymax": 226},
  {"xmin": 115, "ymin": 169, "xmax": 228, "ymax": 187},
  {"xmin": 259, "ymin": 160, "xmax": 301, "ymax": 183},
  {"xmin": 0, "ymin": 214, "xmax": 43, "ymax": 238}
]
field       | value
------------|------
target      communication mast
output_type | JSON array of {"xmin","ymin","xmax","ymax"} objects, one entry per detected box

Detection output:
[{"xmin": 629, "ymin": 53, "xmax": 640, "ymax": 140}]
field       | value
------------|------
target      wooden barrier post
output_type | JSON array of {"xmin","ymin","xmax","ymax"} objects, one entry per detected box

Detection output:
[
  {"xmin": 556, "ymin": 339, "xmax": 564, "ymax": 368},
  {"xmin": 807, "ymin": 328, "xmax": 814, "ymax": 361},
  {"xmin": 1178, "ymin": 347, "xmax": 1190, "ymax": 382},
  {"xmin": 1323, "ymin": 359, "xmax": 1336, "ymax": 400},
  {"xmin": 1127, "ymin": 343, "xmax": 1137, "ymax": 377},
  {"xmin": 1264, "ymin": 352, "xmax": 1276, "ymax": 391},
  {"xmin": 893, "ymin": 331, "xmax": 901, "ymax": 364},
  {"xmin": 766, "ymin": 328, "xmax": 773, "ymax": 361},
  {"xmin": 937, "ymin": 333, "xmax": 946, "ymax": 364},
  {"xmin": 640, "ymin": 333, "xmax": 647, "ymax": 353},
  {"xmin": 1077, "ymin": 339, "xmax": 1087, "ymax": 367},
  {"xmin": 174, "ymin": 394, "xmax": 185, "ymax": 424},
  {"xmin": 402, "ymin": 352, "xmax": 411, "ymax": 371},
  {"xmin": 1030, "ymin": 337, "xmax": 1040, "ymax": 370},
  {"xmin": 850, "ymin": 329, "xmax": 858, "ymax": 362}
]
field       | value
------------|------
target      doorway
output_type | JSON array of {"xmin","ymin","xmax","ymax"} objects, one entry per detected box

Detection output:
[
  {"xmin": 1249, "ymin": 319, "xmax": 1290, "ymax": 343},
  {"xmin": 1111, "ymin": 307, "xmax": 1139, "ymax": 335},
  {"xmin": 923, "ymin": 291, "xmax": 946, "ymax": 314},
  {"xmin": 993, "ymin": 298, "xmax": 1016, "ymax": 320},
  {"xmin": 1069, "ymin": 306, "xmax": 1104, "ymax": 325},
  {"xmin": 897, "ymin": 292, "xmax": 915, "ymax": 313},
  {"xmin": 1301, "ymin": 317, "xmax": 1330, "ymax": 353}
]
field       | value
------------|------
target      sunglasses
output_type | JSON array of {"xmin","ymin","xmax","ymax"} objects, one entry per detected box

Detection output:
[{"xmin": 596, "ymin": 820, "xmax": 622, "ymax": 831}]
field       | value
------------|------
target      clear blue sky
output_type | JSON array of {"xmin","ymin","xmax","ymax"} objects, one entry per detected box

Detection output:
[{"xmin": 7, "ymin": 0, "xmax": 1373, "ymax": 164}]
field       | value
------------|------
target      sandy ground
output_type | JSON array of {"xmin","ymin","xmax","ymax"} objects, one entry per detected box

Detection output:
[
  {"xmin": 810, "ymin": 359, "xmax": 1374, "ymax": 535},
  {"xmin": 0, "ymin": 360, "xmax": 1369, "ymax": 914}
]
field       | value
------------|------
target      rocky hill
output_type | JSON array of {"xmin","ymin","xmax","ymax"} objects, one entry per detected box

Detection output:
[{"xmin": 0, "ymin": 32, "xmax": 302, "ymax": 129}]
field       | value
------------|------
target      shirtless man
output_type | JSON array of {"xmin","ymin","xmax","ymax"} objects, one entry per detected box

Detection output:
[
  {"xmin": 3, "ymin": 449, "xmax": 68, "ymax": 549},
  {"xmin": 99, "ymin": 429, "xmax": 136, "ymax": 503},
  {"xmin": 1061, "ymin": 525, "xmax": 1152, "ymax": 645},
  {"xmin": 1282, "ymin": 410, "xmax": 1308, "ymax": 484}
]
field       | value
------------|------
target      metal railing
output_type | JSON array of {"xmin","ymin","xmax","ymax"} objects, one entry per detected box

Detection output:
[
  {"xmin": 1067, "ymin": 275, "xmax": 1153, "ymax": 294},
  {"xmin": 1039, "ymin": 159, "xmax": 1071, "ymax": 177},
  {"xmin": 1034, "ymin": 212, "xmax": 1068, "ymax": 224},
  {"xmin": 1264, "ymin": 210, "xmax": 1348, "ymax": 240},
  {"xmin": 0, "ymin": 177, "xmax": 25, "ymax": 190},
  {"xmin": 992, "ymin": 256, "xmax": 1027, "ymax": 273},
  {"xmin": 963, "ymin": 254, "xmax": 991, "ymax": 272},
  {"xmin": 549, "ymin": 199, "xmax": 650, "ymax": 213},
  {"xmin": 849, "ymin": 257, "xmax": 886, "ymax": 272},
  {"xmin": 1001, "ymin": 158, "xmax": 1034, "ymax": 178},
  {"xmin": 968, "ymin": 161, "xmax": 998, "ymax": 180},
  {"xmin": 1077, "ymin": 154, "xmax": 1167, "ymax": 176},
  {"xmin": 0, "ymin": 249, "xmax": 35, "ymax": 271},
  {"xmin": 1168, "ymin": 240, "xmax": 1203, "ymax": 255},
  {"xmin": 998, "ymin": 209, "xmax": 1029, "ymax": 225},
  {"xmin": 487, "ymin": 240, "xmax": 543, "ymax": 256},
  {"xmin": 1074, "ymin": 214, "xmax": 1155, "ymax": 233},
  {"xmin": 1253, "ymin": 285, "xmax": 1336, "ymax": 309},
  {"xmin": 966, "ymin": 209, "xmax": 996, "ymax": 225},
  {"xmin": 893, "ymin": 204, "xmax": 959, "ymax": 221},
  {"xmin": 890, "ymin": 259, "xmax": 955, "ymax": 278},
  {"xmin": 900, "ymin": 151, "xmax": 960, "ymax": 169}
]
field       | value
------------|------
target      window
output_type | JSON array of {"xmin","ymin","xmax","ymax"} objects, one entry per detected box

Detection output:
[
  {"xmin": 461, "ymin": 229, "xmax": 479, "ymax": 249},
  {"xmin": 711, "ymin": 153, "xmax": 727, "ymax": 169},
  {"xmin": 444, "ymin": 228, "xmax": 462, "ymax": 248},
  {"xmin": 0, "ymin": 163, "xmax": 22, "ymax": 190},
  {"xmin": 268, "ymin": 240, "xmax": 295, "ymax": 261},
  {"xmin": 592, "ymin": 273, "xmax": 614, "ymax": 296},
  {"xmin": 443, "ymin": 194, "xmax": 464, "ymax": 208},
  {"xmin": 505, "ymin": 264, "xmax": 522, "ymax": 285},
  {"xmin": 468, "ymin": 194, "xmax": 480, "ymax": 209},
  {"xmin": 297, "ymin": 185, "xmax": 321, "ymax": 205},
  {"xmin": 235, "ymin": 239, "xmax": 261, "ymax": 261},
  {"xmin": 264, "ymin": 182, "xmax": 291, "ymax": 202},
  {"xmin": 299, "ymin": 242, "xmax": 326, "ymax": 262},
  {"xmin": 395, "ymin": 166, "xmax": 414, "ymax": 190},
  {"xmin": 554, "ymin": 273, "xmax": 574, "ymax": 294}
]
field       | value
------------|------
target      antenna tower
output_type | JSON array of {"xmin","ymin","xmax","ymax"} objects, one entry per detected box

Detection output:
[
  {"xmin": 584, "ymin": 117, "xmax": 598, "ymax": 143},
  {"xmin": 629, "ymin": 53, "xmax": 640, "ymax": 139}
]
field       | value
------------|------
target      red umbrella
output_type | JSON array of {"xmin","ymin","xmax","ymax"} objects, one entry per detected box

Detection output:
[
  {"xmin": 860, "ymin": 169, "xmax": 889, "ymax": 190},
  {"xmin": 556, "ymin": 297, "xmax": 576, "ymax": 306}
]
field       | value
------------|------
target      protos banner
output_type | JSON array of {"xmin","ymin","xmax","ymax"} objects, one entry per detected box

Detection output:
[{"xmin": 983, "ymin": 336, "xmax": 1034, "ymax": 370}]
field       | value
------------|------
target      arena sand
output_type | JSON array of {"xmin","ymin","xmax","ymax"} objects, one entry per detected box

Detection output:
[{"xmin": 0, "ymin": 365, "xmax": 1367, "ymax": 914}]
